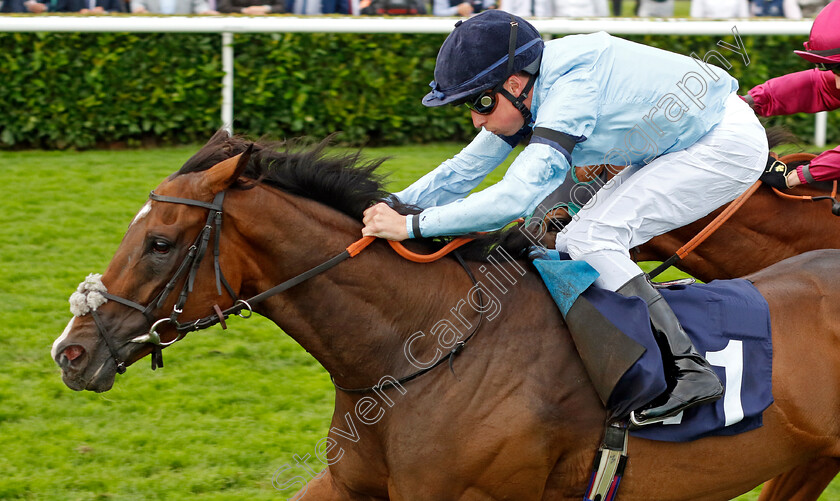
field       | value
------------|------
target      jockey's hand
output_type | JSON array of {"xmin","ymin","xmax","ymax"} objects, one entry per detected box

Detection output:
[
  {"xmin": 760, "ymin": 156, "xmax": 799, "ymax": 189},
  {"xmin": 362, "ymin": 203, "xmax": 409, "ymax": 241}
]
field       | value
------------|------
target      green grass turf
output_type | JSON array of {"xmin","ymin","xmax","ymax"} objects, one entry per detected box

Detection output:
[{"xmin": 1, "ymin": 143, "xmax": 836, "ymax": 500}]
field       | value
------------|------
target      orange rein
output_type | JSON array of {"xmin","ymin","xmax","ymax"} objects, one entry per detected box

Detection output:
[
  {"xmin": 346, "ymin": 235, "xmax": 476, "ymax": 263},
  {"xmin": 347, "ymin": 219, "xmax": 525, "ymax": 263},
  {"xmin": 770, "ymin": 152, "xmax": 838, "ymax": 202},
  {"xmin": 645, "ymin": 179, "xmax": 763, "ymax": 279},
  {"xmin": 647, "ymin": 152, "xmax": 834, "ymax": 279},
  {"xmin": 670, "ymin": 151, "xmax": 835, "ymax": 263},
  {"xmin": 672, "ymin": 180, "xmax": 763, "ymax": 260},
  {"xmin": 387, "ymin": 238, "xmax": 475, "ymax": 263}
]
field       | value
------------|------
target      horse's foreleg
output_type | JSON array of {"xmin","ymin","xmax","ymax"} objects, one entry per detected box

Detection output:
[{"xmin": 757, "ymin": 457, "xmax": 840, "ymax": 501}]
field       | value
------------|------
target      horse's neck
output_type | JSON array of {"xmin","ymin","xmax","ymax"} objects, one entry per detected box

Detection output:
[
  {"xmin": 225, "ymin": 188, "xmax": 501, "ymax": 387},
  {"xmin": 224, "ymin": 188, "xmax": 607, "ymax": 467}
]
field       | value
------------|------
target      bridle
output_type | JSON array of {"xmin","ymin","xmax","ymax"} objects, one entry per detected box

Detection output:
[
  {"xmin": 92, "ymin": 190, "xmax": 236, "ymax": 373},
  {"xmin": 91, "ymin": 189, "xmax": 486, "ymax": 393}
]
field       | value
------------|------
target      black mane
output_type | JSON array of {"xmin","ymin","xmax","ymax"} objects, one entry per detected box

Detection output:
[
  {"xmin": 176, "ymin": 130, "xmax": 534, "ymax": 261},
  {"xmin": 178, "ymin": 130, "xmax": 390, "ymax": 221}
]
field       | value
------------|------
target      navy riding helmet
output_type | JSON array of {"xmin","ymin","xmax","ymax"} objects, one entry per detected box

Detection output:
[{"xmin": 423, "ymin": 10, "xmax": 544, "ymax": 117}]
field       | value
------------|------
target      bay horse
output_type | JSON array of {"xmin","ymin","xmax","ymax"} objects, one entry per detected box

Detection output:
[
  {"xmin": 631, "ymin": 127, "xmax": 840, "ymax": 282},
  {"xmin": 52, "ymin": 132, "xmax": 840, "ymax": 500},
  {"xmin": 539, "ymin": 143, "xmax": 840, "ymax": 500},
  {"xmin": 633, "ymin": 173, "xmax": 840, "ymax": 283},
  {"xmin": 632, "ymin": 158, "xmax": 840, "ymax": 500}
]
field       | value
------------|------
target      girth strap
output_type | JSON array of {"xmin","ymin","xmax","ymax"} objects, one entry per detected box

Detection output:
[{"xmin": 584, "ymin": 422, "xmax": 629, "ymax": 501}]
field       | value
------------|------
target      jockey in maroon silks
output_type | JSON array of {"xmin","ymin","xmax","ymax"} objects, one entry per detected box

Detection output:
[{"xmin": 743, "ymin": 0, "xmax": 840, "ymax": 189}]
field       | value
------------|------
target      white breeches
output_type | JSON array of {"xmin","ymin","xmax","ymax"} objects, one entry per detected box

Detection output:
[{"xmin": 554, "ymin": 93, "xmax": 768, "ymax": 291}]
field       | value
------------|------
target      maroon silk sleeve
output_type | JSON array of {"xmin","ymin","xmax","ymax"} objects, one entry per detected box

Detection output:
[
  {"xmin": 796, "ymin": 148, "xmax": 840, "ymax": 184},
  {"xmin": 747, "ymin": 69, "xmax": 840, "ymax": 117}
]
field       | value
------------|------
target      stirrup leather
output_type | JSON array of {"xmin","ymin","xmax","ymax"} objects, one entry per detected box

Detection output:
[{"xmin": 584, "ymin": 421, "xmax": 629, "ymax": 501}]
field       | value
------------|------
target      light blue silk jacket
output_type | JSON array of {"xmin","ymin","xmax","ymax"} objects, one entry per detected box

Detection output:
[{"xmin": 396, "ymin": 32, "xmax": 740, "ymax": 237}]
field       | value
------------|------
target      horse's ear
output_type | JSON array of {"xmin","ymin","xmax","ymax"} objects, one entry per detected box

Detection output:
[{"xmin": 202, "ymin": 144, "xmax": 253, "ymax": 193}]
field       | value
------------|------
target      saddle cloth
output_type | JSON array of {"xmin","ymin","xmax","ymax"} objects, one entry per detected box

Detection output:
[{"xmin": 533, "ymin": 255, "xmax": 773, "ymax": 443}]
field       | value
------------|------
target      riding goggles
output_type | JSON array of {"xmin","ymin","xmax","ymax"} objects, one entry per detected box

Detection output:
[
  {"xmin": 465, "ymin": 89, "xmax": 498, "ymax": 115},
  {"xmin": 463, "ymin": 17, "xmax": 519, "ymax": 116}
]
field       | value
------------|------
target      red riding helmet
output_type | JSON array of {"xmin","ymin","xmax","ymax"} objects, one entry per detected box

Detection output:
[{"xmin": 794, "ymin": 0, "xmax": 840, "ymax": 65}]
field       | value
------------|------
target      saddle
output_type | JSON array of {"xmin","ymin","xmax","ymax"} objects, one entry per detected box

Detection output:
[{"xmin": 531, "ymin": 251, "xmax": 774, "ymax": 442}]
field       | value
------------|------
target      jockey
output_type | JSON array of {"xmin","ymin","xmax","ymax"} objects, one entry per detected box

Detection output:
[
  {"xmin": 361, "ymin": 10, "xmax": 768, "ymax": 426},
  {"xmin": 744, "ymin": 0, "xmax": 840, "ymax": 189}
]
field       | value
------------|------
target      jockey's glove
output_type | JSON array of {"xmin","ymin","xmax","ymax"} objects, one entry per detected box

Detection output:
[{"xmin": 759, "ymin": 155, "xmax": 794, "ymax": 190}]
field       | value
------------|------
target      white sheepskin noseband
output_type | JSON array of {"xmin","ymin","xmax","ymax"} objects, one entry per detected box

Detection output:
[{"xmin": 69, "ymin": 273, "xmax": 109, "ymax": 317}]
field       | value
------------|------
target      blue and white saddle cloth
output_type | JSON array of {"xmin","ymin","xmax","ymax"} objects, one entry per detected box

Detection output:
[{"xmin": 533, "ymin": 253, "xmax": 773, "ymax": 443}]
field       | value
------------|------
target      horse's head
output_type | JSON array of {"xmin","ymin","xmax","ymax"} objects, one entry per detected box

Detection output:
[
  {"xmin": 52, "ymin": 131, "xmax": 518, "ymax": 393},
  {"xmin": 51, "ymin": 146, "xmax": 252, "ymax": 392}
]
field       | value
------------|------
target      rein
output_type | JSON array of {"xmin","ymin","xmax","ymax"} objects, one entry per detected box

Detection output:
[
  {"xmin": 646, "ymin": 180, "xmax": 762, "ymax": 280},
  {"xmin": 387, "ymin": 237, "xmax": 474, "ymax": 263},
  {"xmin": 771, "ymin": 182, "xmax": 839, "ymax": 202},
  {"xmin": 647, "ymin": 152, "xmax": 840, "ymax": 279},
  {"xmin": 769, "ymin": 153, "xmax": 840, "ymax": 214},
  {"xmin": 93, "ymin": 190, "xmax": 484, "ymax": 392}
]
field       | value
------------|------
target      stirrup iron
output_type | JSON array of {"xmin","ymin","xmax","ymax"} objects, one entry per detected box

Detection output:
[
  {"xmin": 650, "ymin": 277, "xmax": 695, "ymax": 289},
  {"xmin": 629, "ymin": 409, "xmax": 683, "ymax": 428}
]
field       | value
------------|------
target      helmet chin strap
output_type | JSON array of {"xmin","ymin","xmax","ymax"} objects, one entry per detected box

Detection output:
[
  {"xmin": 492, "ymin": 15, "xmax": 538, "ymax": 125},
  {"xmin": 496, "ymin": 72, "xmax": 537, "ymax": 124}
]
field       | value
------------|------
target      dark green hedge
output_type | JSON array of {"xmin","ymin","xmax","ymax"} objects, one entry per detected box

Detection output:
[{"xmin": 0, "ymin": 29, "xmax": 836, "ymax": 149}]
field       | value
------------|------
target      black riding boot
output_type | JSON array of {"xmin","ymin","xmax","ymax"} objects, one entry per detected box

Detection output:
[{"xmin": 617, "ymin": 275, "xmax": 724, "ymax": 426}]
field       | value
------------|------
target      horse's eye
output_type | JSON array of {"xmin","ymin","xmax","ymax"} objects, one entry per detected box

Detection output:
[{"xmin": 152, "ymin": 239, "xmax": 171, "ymax": 254}]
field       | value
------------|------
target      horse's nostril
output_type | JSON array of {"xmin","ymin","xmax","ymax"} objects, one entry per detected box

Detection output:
[
  {"xmin": 63, "ymin": 345, "xmax": 85, "ymax": 362},
  {"xmin": 58, "ymin": 345, "xmax": 87, "ymax": 372}
]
